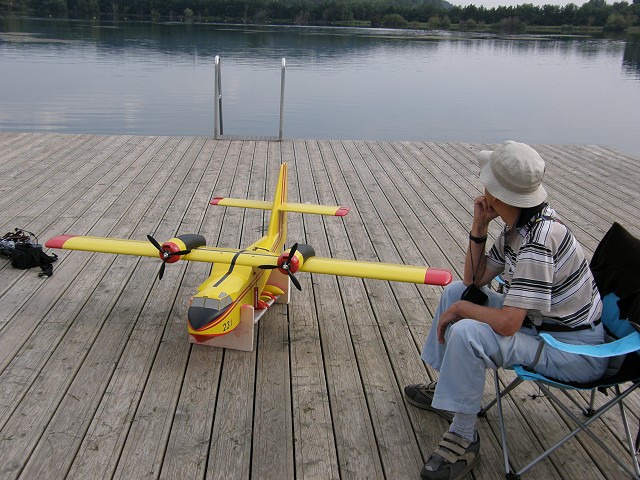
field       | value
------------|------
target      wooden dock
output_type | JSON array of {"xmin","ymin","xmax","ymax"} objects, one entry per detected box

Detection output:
[{"xmin": 0, "ymin": 132, "xmax": 639, "ymax": 480}]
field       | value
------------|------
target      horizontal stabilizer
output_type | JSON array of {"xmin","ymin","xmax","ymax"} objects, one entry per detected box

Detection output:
[
  {"xmin": 280, "ymin": 202, "xmax": 349, "ymax": 217},
  {"xmin": 211, "ymin": 197, "xmax": 348, "ymax": 217},
  {"xmin": 210, "ymin": 198, "xmax": 272, "ymax": 210}
]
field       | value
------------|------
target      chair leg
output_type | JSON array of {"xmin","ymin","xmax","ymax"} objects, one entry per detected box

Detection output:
[
  {"xmin": 559, "ymin": 388, "xmax": 596, "ymax": 417},
  {"xmin": 479, "ymin": 373, "xmax": 523, "ymax": 417},
  {"xmin": 492, "ymin": 370, "xmax": 513, "ymax": 479},
  {"xmin": 587, "ymin": 388, "xmax": 597, "ymax": 416},
  {"xmin": 486, "ymin": 375, "xmax": 640, "ymax": 479},
  {"xmin": 615, "ymin": 385, "xmax": 640, "ymax": 477},
  {"xmin": 522, "ymin": 383, "xmax": 640, "ymax": 479}
]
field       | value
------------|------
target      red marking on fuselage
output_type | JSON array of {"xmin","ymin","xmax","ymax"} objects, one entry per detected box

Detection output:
[
  {"xmin": 262, "ymin": 292, "xmax": 276, "ymax": 301},
  {"xmin": 191, "ymin": 334, "xmax": 212, "ymax": 343}
]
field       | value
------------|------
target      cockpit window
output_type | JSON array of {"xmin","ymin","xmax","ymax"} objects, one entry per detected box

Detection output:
[
  {"xmin": 218, "ymin": 292, "xmax": 232, "ymax": 309},
  {"xmin": 192, "ymin": 292, "xmax": 232, "ymax": 311}
]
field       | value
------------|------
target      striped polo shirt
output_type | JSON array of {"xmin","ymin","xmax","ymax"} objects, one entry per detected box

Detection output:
[{"xmin": 486, "ymin": 205, "xmax": 602, "ymax": 328}]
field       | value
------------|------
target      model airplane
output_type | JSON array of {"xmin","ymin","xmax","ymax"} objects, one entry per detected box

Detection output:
[{"xmin": 46, "ymin": 163, "xmax": 452, "ymax": 351}]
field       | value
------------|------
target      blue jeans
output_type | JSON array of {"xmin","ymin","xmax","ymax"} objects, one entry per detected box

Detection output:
[{"xmin": 421, "ymin": 281, "xmax": 608, "ymax": 415}]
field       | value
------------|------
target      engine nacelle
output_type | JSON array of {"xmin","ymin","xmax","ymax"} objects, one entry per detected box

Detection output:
[{"xmin": 160, "ymin": 234, "xmax": 207, "ymax": 263}]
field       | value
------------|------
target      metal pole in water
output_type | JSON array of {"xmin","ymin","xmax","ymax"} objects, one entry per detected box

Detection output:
[
  {"xmin": 279, "ymin": 58, "xmax": 286, "ymax": 141},
  {"xmin": 214, "ymin": 56, "xmax": 223, "ymax": 138}
]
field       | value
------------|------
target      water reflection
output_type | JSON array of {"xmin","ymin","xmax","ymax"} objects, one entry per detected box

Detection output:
[
  {"xmin": 1, "ymin": 17, "xmax": 639, "ymax": 155},
  {"xmin": 623, "ymin": 36, "xmax": 640, "ymax": 79}
]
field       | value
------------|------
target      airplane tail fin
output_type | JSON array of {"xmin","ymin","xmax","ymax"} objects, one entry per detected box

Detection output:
[
  {"xmin": 210, "ymin": 163, "xmax": 349, "ymax": 245},
  {"xmin": 267, "ymin": 162, "xmax": 289, "ymax": 240}
]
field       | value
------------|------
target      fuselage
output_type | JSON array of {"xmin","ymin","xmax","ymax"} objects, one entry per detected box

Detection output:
[{"xmin": 187, "ymin": 228, "xmax": 285, "ymax": 342}]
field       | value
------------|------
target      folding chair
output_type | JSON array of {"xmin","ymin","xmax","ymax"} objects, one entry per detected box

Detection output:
[{"xmin": 480, "ymin": 222, "xmax": 640, "ymax": 479}]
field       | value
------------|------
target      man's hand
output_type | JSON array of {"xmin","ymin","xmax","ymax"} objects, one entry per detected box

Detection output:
[
  {"xmin": 472, "ymin": 195, "xmax": 499, "ymax": 234},
  {"xmin": 437, "ymin": 303, "xmax": 463, "ymax": 344}
]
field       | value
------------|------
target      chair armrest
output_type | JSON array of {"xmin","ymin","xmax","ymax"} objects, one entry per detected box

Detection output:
[{"xmin": 539, "ymin": 331, "xmax": 640, "ymax": 358}]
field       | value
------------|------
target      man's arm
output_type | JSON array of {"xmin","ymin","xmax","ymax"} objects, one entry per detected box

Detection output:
[
  {"xmin": 437, "ymin": 302, "xmax": 528, "ymax": 343},
  {"xmin": 464, "ymin": 195, "xmax": 501, "ymax": 286}
]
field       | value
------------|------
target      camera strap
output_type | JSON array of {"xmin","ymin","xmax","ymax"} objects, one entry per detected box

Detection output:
[{"xmin": 469, "ymin": 240, "xmax": 482, "ymax": 285}]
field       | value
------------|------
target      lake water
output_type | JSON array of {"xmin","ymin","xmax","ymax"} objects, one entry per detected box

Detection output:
[{"xmin": 1, "ymin": 17, "xmax": 639, "ymax": 155}]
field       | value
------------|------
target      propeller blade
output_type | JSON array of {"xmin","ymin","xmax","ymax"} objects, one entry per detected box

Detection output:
[
  {"xmin": 289, "ymin": 243, "xmax": 298, "ymax": 259},
  {"xmin": 147, "ymin": 234, "xmax": 163, "ymax": 252},
  {"xmin": 158, "ymin": 262, "xmax": 166, "ymax": 280},
  {"xmin": 289, "ymin": 271, "xmax": 302, "ymax": 291},
  {"xmin": 259, "ymin": 244, "xmax": 302, "ymax": 290},
  {"xmin": 147, "ymin": 234, "xmax": 188, "ymax": 280}
]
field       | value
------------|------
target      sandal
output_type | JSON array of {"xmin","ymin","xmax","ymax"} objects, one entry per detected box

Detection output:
[{"xmin": 421, "ymin": 431, "xmax": 480, "ymax": 480}]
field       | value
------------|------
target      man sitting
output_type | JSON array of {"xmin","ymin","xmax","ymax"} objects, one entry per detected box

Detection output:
[{"xmin": 405, "ymin": 141, "xmax": 607, "ymax": 480}]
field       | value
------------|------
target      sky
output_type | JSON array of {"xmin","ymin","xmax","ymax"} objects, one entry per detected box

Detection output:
[{"xmin": 454, "ymin": 0, "xmax": 585, "ymax": 7}]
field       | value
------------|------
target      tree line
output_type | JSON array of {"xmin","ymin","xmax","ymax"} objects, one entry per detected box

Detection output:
[{"xmin": 1, "ymin": 0, "xmax": 639, "ymax": 31}]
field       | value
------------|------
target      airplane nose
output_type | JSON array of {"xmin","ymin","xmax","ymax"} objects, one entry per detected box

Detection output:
[{"xmin": 188, "ymin": 306, "xmax": 224, "ymax": 330}]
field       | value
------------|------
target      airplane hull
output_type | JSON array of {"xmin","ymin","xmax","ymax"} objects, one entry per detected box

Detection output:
[
  {"xmin": 187, "ymin": 266, "xmax": 267, "ymax": 340},
  {"xmin": 187, "ymin": 268, "xmax": 290, "ymax": 350}
]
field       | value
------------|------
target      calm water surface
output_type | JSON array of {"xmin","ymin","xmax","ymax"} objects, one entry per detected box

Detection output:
[{"xmin": 1, "ymin": 18, "xmax": 639, "ymax": 155}]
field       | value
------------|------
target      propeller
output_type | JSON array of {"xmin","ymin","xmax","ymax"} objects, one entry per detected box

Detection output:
[
  {"xmin": 147, "ymin": 234, "xmax": 191, "ymax": 280},
  {"xmin": 260, "ymin": 243, "xmax": 302, "ymax": 291}
]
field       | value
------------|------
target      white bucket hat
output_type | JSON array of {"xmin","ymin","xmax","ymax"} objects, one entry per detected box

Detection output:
[{"xmin": 478, "ymin": 140, "xmax": 547, "ymax": 208}]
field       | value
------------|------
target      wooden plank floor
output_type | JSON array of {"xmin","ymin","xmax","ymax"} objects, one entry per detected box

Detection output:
[{"xmin": 0, "ymin": 132, "xmax": 639, "ymax": 480}]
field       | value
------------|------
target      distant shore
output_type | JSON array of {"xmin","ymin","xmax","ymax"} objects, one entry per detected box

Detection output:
[
  {"xmin": 3, "ymin": 14, "xmax": 640, "ymax": 39},
  {"xmin": 2, "ymin": 0, "xmax": 640, "ymax": 38}
]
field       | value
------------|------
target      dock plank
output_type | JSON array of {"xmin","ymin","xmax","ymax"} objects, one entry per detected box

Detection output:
[
  {"xmin": 0, "ymin": 133, "xmax": 639, "ymax": 480},
  {"xmin": 284, "ymin": 141, "xmax": 340, "ymax": 480},
  {"xmin": 203, "ymin": 140, "xmax": 259, "ymax": 480},
  {"xmin": 293, "ymin": 140, "xmax": 383, "ymax": 479}
]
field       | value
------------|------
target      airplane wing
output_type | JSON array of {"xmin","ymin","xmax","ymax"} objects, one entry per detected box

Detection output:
[
  {"xmin": 45, "ymin": 235, "xmax": 281, "ymax": 267},
  {"xmin": 300, "ymin": 257, "xmax": 452, "ymax": 286},
  {"xmin": 45, "ymin": 236, "xmax": 451, "ymax": 286}
]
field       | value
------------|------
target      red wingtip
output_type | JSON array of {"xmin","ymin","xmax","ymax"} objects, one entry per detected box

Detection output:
[
  {"xmin": 210, "ymin": 197, "xmax": 224, "ymax": 205},
  {"xmin": 336, "ymin": 207, "xmax": 350, "ymax": 216},
  {"xmin": 45, "ymin": 235, "xmax": 76, "ymax": 249},
  {"xmin": 424, "ymin": 268, "xmax": 453, "ymax": 286}
]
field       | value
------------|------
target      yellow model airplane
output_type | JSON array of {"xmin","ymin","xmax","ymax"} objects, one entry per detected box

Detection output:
[{"xmin": 46, "ymin": 163, "xmax": 452, "ymax": 351}]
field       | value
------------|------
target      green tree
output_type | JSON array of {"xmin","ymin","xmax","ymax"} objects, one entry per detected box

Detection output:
[
  {"xmin": 604, "ymin": 12, "xmax": 629, "ymax": 30},
  {"xmin": 49, "ymin": 0, "xmax": 69, "ymax": 16},
  {"xmin": 498, "ymin": 16, "xmax": 526, "ymax": 32},
  {"xmin": 382, "ymin": 12, "xmax": 407, "ymax": 27},
  {"xmin": 4, "ymin": 0, "xmax": 640, "ymax": 28}
]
